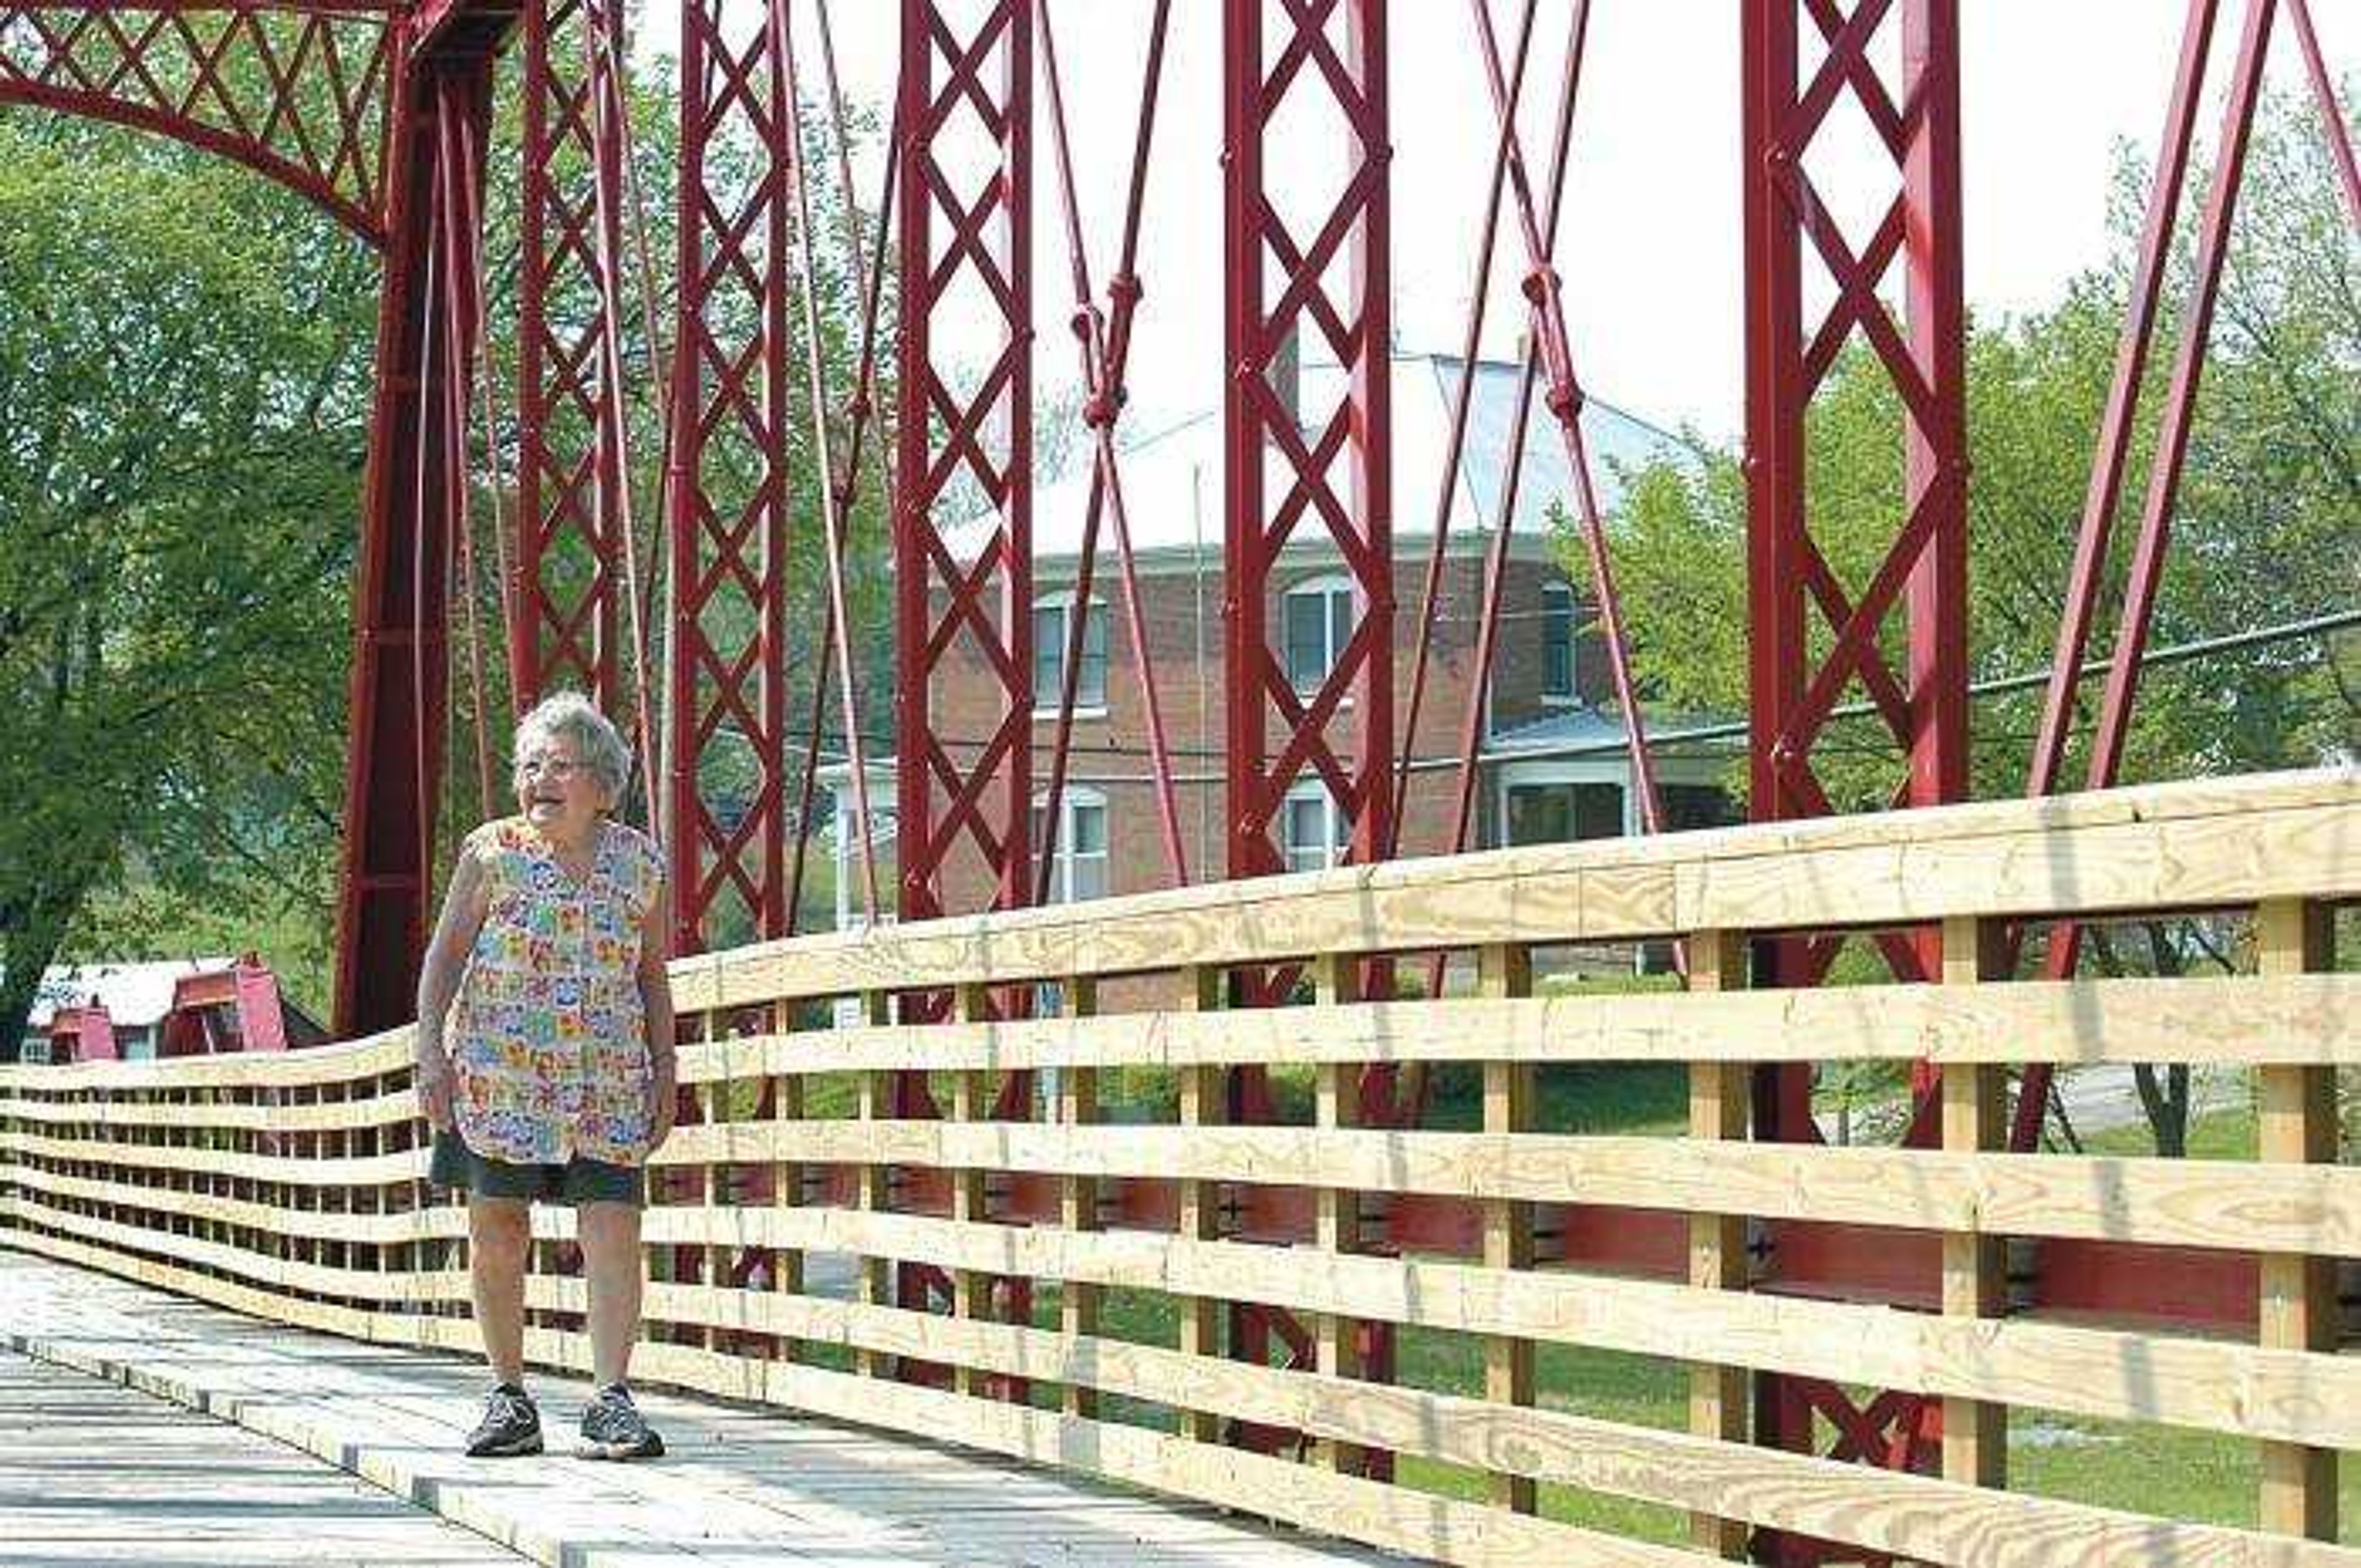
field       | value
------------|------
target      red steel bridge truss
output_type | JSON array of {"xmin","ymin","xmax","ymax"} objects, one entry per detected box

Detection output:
[{"xmin": 4, "ymin": 1, "xmax": 2353, "ymax": 1559}]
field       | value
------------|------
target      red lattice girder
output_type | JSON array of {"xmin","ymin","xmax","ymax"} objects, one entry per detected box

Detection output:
[
  {"xmin": 895, "ymin": 0, "xmax": 1031, "ymax": 924},
  {"xmin": 663, "ymin": 0, "xmax": 790, "ymax": 953},
  {"xmin": 515, "ymin": 0, "xmax": 625, "ymax": 712},
  {"xmin": 334, "ymin": 11, "xmax": 500, "ymax": 1034},
  {"xmin": 1742, "ymin": 4, "xmax": 1968, "ymax": 1559},
  {"xmin": 1222, "ymin": 0, "xmax": 1393, "ymax": 884},
  {"xmin": 0, "ymin": 2, "xmax": 396, "ymax": 243}
]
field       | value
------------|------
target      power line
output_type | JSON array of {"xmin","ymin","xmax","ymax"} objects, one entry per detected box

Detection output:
[{"xmin": 737, "ymin": 604, "xmax": 2355, "ymax": 784}]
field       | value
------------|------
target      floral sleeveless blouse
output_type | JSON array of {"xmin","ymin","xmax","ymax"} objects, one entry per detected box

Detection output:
[{"xmin": 446, "ymin": 815, "xmax": 665, "ymax": 1165}]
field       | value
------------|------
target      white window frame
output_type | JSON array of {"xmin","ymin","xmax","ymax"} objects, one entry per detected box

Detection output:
[
  {"xmin": 1278, "ymin": 780, "xmax": 1350, "ymax": 875},
  {"xmin": 1281, "ymin": 573, "xmax": 1356, "ymax": 698},
  {"xmin": 1034, "ymin": 786, "xmax": 1110, "ymax": 904},
  {"xmin": 1032, "ymin": 589, "xmax": 1109, "ymax": 719},
  {"xmin": 1541, "ymin": 580, "xmax": 1579, "ymax": 704}
]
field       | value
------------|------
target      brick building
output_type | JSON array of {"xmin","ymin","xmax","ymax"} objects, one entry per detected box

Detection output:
[{"xmin": 829, "ymin": 350, "xmax": 1730, "ymax": 924}]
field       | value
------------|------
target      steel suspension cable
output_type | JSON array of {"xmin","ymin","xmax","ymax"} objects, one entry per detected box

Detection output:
[
  {"xmin": 1388, "ymin": 0, "xmax": 1541, "ymax": 859},
  {"xmin": 582, "ymin": 4, "xmax": 660, "ymax": 830},
  {"xmin": 1466, "ymin": 0, "xmax": 1667, "ymax": 838},
  {"xmin": 779, "ymin": 0, "xmax": 883, "ymax": 922},
  {"xmin": 1032, "ymin": 0, "xmax": 1187, "ymax": 899},
  {"xmin": 435, "ymin": 95, "xmax": 495, "ymax": 819},
  {"xmin": 784, "ymin": 49, "xmax": 901, "ymax": 934},
  {"xmin": 2287, "ymin": 0, "xmax": 2361, "ymax": 229}
]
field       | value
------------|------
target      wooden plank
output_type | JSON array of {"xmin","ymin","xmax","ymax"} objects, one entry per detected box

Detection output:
[
  {"xmin": 1478, "ymin": 942, "xmax": 1536, "ymax": 1517},
  {"xmin": 652, "ymin": 974, "xmax": 2361, "ymax": 1085},
  {"xmin": 1061, "ymin": 974, "xmax": 1100, "ymax": 1420},
  {"xmin": 0, "ymin": 1085, "xmax": 417, "ymax": 1134},
  {"xmin": 615, "ymin": 1200, "xmax": 2361, "ymax": 1449},
  {"xmin": 1940, "ymin": 914, "xmax": 2007, "ymax": 1492},
  {"xmin": 0, "ymin": 1129, "xmax": 419, "ymax": 1188},
  {"xmin": 641, "ymin": 771, "xmax": 2359, "ymax": 1011},
  {"xmin": 1176, "ymin": 963, "xmax": 1222, "ymax": 1445},
  {"xmin": 595, "ymin": 1293, "xmax": 2361, "ymax": 1568},
  {"xmin": 2256, "ymin": 896, "xmax": 2338, "ymax": 1542},
  {"xmin": 642, "ymin": 1117, "xmax": 2361, "ymax": 1255},
  {"xmin": 1311, "ymin": 952, "xmax": 1360, "ymax": 1476},
  {"xmin": 855, "ymin": 987, "xmax": 894, "ymax": 1382},
  {"xmin": 1687, "ymin": 931, "xmax": 1749, "ymax": 1558}
]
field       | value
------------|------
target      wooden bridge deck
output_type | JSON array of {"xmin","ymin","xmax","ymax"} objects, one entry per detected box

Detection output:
[{"xmin": 0, "ymin": 1253, "xmax": 1395, "ymax": 1567}]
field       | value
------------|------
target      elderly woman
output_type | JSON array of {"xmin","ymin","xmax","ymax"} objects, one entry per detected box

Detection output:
[{"xmin": 414, "ymin": 691, "xmax": 676, "ymax": 1461}]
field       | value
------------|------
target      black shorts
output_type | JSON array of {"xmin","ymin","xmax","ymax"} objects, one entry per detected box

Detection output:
[{"xmin": 429, "ymin": 1130, "xmax": 645, "ymax": 1207}]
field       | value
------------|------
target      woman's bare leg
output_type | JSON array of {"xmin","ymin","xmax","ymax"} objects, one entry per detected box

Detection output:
[
  {"xmin": 467, "ymin": 1196, "xmax": 531, "ymax": 1386},
  {"xmin": 577, "ymin": 1200, "xmax": 644, "ymax": 1387}
]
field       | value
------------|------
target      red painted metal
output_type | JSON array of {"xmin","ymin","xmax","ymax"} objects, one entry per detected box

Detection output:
[
  {"xmin": 336, "ymin": 10, "xmax": 502, "ymax": 1036},
  {"xmin": 516, "ymin": 0, "xmax": 627, "ymax": 714},
  {"xmin": 1220, "ymin": 0, "xmax": 1396, "ymax": 1468},
  {"xmin": 2287, "ymin": 0, "xmax": 2361, "ymax": 229},
  {"xmin": 780, "ymin": 0, "xmax": 888, "ymax": 940},
  {"xmin": 1741, "ymin": 2, "xmax": 1969, "ymax": 1558},
  {"xmin": 0, "ymin": 2, "xmax": 397, "ymax": 243},
  {"xmin": 1032, "ymin": 0, "xmax": 1190, "ymax": 897},
  {"xmin": 896, "ymin": 0, "xmax": 1034, "ymax": 928},
  {"xmin": 1222, "ymin": 0, "xmax": 1393, "ymax": 889},
  {"xmin": 893, "ymin": 0, "xmax": 1037, "ymax": 1390},
  {"xmin": 666, "ymin": 0, "xmax": 793, "ymax": 952}
]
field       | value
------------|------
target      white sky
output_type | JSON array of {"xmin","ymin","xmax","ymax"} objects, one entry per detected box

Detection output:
[{"xmin": 644, "ymin": 2, "xmax": 2357, "ymax": 444}]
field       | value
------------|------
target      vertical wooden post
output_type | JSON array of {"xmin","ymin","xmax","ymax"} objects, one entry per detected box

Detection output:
[
  {"xmin": 1311, "ymin": 951, "xmax": 1360, "ymax": 1473},
  {"xmin": 773, "ymin": 998, "xmax": 804, "ymax": 1364},
  {"xmin": 856, "ymin": 987, "xmax": 895, "ymax": 1380},
  {"xmin": 1687, "ymin": 930, "xmax": 1749, "ymax": 1556},
  {"xmin": 1478, "ymin": 942, "xmax": 1536, "ymax": 1515},
  {"xmin": 1176, "ymin": 963, "xmax": 1224, "ymax": 1443},
  {"xmin": 1061, "ymin": 975, "xmax": 1101, "ymax": 1419},
  {"xmin": 2257, "ymin": 896, "xmax": 2336, "ymax": 1540},
  {"xmin": 953, "ymin": 982, "xmax": 991, "ymax": 1398},
  {"xmin": 700, "ymin": 1012, "xmax": 726, "ymax": 1354},
  {"xmin": 1940, "ymin": 913, "xmax": 2007, "ymax": 1490}
]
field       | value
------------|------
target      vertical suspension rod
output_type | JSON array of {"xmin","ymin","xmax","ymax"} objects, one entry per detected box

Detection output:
[
  {"xmin": 779, "ymin": 0, "xmax": 882, "ymax": 921},
  {"xmin": 1032, "ymin": 0, "xmax": 1188, "ymax": 897},
  {"xmin": 1467, "ymin": 0, "xmax": 1666, "ymax": 835},
  {"xmin": 435, "ymin": 90, "xmax": 495, "ymax": 816},
  {"xmin": 785, "ymin": 33, "xmax": 901, "ymax": 934},
  {"xmin": 2024, "ymin": 0, "xmax": 2223, "ymax": 801},
  {"xmin": 582, "ymin": 2, "xmax": 660, "ymax": 821},
  {"xmin": 1390, "ymin": 0, "xmax": 1541, "ymax": 858}
]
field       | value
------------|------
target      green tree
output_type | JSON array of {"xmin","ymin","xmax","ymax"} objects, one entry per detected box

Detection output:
[
  {"xmin": 1584, "ymin": 89, "xmax": 2357, "ymax": 810},
  {"xmin": 1577, "ymin": 92, "xmax": 2357, "ymax": 1153},
  {"xmin": 0, "ymin": 117, "xmax": 377, "ymax": 1050}
]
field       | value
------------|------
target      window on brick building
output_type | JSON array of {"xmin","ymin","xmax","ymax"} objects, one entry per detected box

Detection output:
[
  {"xmin": 1033, "ymin": 591, "xmax": 1108, "ymax": 715},
  {"xmin": 1541, "ymin": 581, "xmax": 1578, "ymax": 701},
  {"xmin": 1279, "ymin": 781, "xmax": 1350, "ymax": 873},
  {"xmin": 1032, "ymin": 787, "xmax": 1109, "ymax": 902},
  {"xmin": 1505, "ymin": 779, "xmax": 1625, "ymax": 846},
  {"xmin": 1283, "ymin": 575, "xmax": 1355, "ymax": 695}
]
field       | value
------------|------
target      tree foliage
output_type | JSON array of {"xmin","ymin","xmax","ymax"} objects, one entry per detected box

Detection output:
[
  {"xmin": 1581, "ymin": 90, "xmax": 2357, "ymax": 811},
  {"xmin": 0, "ymin": 116, "xmax": 377, "ymax": 1049}
]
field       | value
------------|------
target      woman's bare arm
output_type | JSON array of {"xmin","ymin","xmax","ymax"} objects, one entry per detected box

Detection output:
[
  {"xmin": 413, "ymin": 845, "xmax": 491, "ymax": 1132},
  {"xmin": 639, "ymin": 875, "xmax": 679, "ymax": 1152}
]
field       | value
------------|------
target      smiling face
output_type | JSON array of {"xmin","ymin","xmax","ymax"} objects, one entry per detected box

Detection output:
[{"xmin": 513, "ymin": 739, "xmax": 609, "ymax": 845}]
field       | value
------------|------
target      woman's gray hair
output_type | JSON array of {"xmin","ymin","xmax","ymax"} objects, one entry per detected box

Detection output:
[{"xmin": 513, "ymin": 691, "xmax": 633, "ymax": 803}]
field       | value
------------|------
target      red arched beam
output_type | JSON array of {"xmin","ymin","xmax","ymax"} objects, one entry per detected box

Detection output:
[{"xmin": 0, "ymin": 3, "xmax": 395, "ymax": 245}]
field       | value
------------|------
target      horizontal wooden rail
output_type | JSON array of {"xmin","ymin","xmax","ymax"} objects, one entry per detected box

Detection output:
[{"xmin": 3, "ymin": 768, "xmax": 2355, "ymax": 1566}]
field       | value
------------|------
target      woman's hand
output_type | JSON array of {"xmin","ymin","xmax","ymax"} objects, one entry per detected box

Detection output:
[{"xmin": 415, "ymin": 1044, "xmax": 456, "ymax": 1133}]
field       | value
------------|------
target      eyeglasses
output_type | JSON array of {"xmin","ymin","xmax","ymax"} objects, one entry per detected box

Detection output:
[{"xmin": 516, "ymin": 755, "xmax": 585, "ymax": 780}]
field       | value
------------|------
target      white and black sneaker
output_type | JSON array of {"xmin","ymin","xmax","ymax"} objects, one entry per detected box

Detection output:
[
  {"xmin": 577, "ymin": 1382, "xmax": 663, "ymax": 1460},
  {"xmin": 465, "ymin": 1382, "xmax": 544, "ymax": 1457}
]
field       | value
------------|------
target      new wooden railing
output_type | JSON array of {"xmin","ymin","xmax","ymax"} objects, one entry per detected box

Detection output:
[{"xmin": 2, "ymin": 768, "xmax": 2355, "ymax": 1566}]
